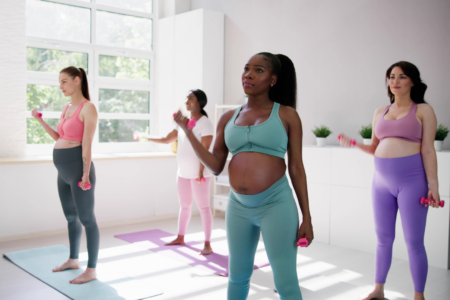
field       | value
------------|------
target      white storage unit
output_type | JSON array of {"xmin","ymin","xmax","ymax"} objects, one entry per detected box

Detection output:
[{"xmin": 304, "ymin": 146, "xmax": 450, "ymax": 269}]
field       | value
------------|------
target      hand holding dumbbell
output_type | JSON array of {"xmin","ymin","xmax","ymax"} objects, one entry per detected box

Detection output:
[
  {"xmin": 338, "ymin": 134, "xmax": 356, "ymax": 147},
  {"xmin": 297, "ymin": 238, "xmax": 308, "ymax": 247},
  {"xmin": 420, "ymin": 197, "xmax": 445, "ymax": 207},
  {"xmin": 78, "ymin": 181, "xmax": 92, "ymax": 190},
  {"xmin": 173, "ymin": 113, "xmax": 196, "ymax": 130},
  {"xmin": 196, "ymin": 178, "xmax": 206, "ymax": 183}
]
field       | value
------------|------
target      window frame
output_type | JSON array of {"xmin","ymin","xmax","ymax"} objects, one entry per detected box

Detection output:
[{"xmin": 25, "ymin": 0, "xmax": 157, "ymax": 155}]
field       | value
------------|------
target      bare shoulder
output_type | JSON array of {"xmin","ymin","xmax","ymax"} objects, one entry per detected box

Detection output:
[
  {"xmin": 218, "ymin": 109, "xmax": 236, "ymax": 125},
  {"xmin": 417, "ymin": 103, "xmax": 434, "ymax": 114},
  {"xmin": 278, "ymin": 103, "xmax": 300, "ymax": 123},
  {"xmin": 373, "ymin": 105, "xmax": 388, "ymax": 118},
  {"xmin": 81, "ymin": 101, "xmax": 97, "ymax": 113}
]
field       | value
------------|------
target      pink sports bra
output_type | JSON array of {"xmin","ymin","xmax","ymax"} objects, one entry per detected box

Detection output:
[
  {"xmin": 57, "ymin": 100, "xmax": 88, "ymax": 142},
  {"xmin": 375, "ymin": 103, "xmax": 422, "ymax": 143}
]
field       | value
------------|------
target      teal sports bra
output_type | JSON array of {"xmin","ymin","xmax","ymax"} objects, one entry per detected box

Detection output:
[{"xmin": 224, "ymin": 102, "xmax": 288, "ymax": 159}]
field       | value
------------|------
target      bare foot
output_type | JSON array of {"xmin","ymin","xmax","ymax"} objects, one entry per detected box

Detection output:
[
  {"xmin": 361, "ymin": 283, "xmax": 384, "ymax": 300},
  {"xmin": 200, "ymin": 242, "xmax": 213, "ymax": 256},
  {"xmin": 70, "ymin": 267, "xmax": 97, "ymax": 284},
  {"xmin": 165, "ymin": 235, "xmax": 185, "ymax": 246},
  {"xmin": 52, "ymin": 259, "xmax": 79, "ymax": 272}
]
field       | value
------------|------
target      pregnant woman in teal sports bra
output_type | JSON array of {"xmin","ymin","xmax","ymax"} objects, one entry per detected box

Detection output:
[{"xmin": 174, "ymin": 52, "xmax": 313, "ymax": 300}]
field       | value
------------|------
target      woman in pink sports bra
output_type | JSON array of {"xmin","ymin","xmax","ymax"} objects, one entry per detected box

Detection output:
[
  {"xmin": 339, "ymin": 61, "xmax": 440, "ymax": 300},
  {"xmin": 31, "ymin": 66, "xmax": 99, "ymax": 284}
]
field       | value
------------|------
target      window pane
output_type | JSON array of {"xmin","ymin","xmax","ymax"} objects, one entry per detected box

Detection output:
[
  {"xmin": 27, "ymin": 85, "xmax": 69, "ymax": 112},
  {"xmin": 27, "ymin": 48, "xmax": 88, "ymax": 74},
  {"xmin": 99, "ymin": 119, "xmax": 149, "ymax": 142},
  {"xmin": 27, "ymin": 118, "xmax": 59, "ymax": 144},
  {"xmin": 99, "ymin": 89, "xmax": 149, "ymax": 114},
  {"xmin": 97, "ymin": 11, "xmax": 152, "ymax": 51},
  {"xmin": 26, "ymin": 0, "xmax": 90, "ymax": 43},
  {"xmin": 99, "ymin": 55, "xmax": 150, "ymax": 80},
  {"xmin": 97, "ymin": 0, "xmax": 153, "ymax": 13}
]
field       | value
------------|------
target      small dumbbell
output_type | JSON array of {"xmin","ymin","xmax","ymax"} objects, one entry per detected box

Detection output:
[
  {"xmin": 78, "ymin": 181, "xmax": 92, "ymax": 190},
  {"xmin": 196, "ymin": 178, "xmax": 206, "ymax": 183},
  {"xmin": 337, "ymin": 134, "xmax": 356, "ymax": 146},
  {"xmin": 297, "ymin": 238, "xmax": 308, "ymax": 247},
  {"xmin": 37, "ymin": 112, "xmax": 42, "ymax": 118},
  {"xmin": 420, "ymin": 197, "xmax": 445, "ymax": 207},
  {"xmin": 173, "ymin": 113, "xmax": 196, "ymax": 130}
]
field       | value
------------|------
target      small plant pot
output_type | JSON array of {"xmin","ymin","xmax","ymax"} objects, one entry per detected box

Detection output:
[
  {"xmin": 316, "ymin": 137, "xmax": 327, "ymax": 147},
  {"xmin": 171, "ymin": 140, "xmax": 178, "ymax": 153},
  {"xmin": 363, "ymin": 139, "xmax": 372, "ymax": 145},
  {"xmin": 434, "ymin": 140, "xmax": 443, "ymax": 151}
]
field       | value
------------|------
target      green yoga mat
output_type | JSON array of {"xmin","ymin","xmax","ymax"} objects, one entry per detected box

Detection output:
[{"xmin": 4, "ymin": 245, "xmax": 163, "ymax": 300}]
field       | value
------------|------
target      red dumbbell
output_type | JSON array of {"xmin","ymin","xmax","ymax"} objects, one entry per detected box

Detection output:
[
  {"xmin": 173, "ymin": 113, "xmax": 196, "ymax": 130},
  {"xmin": 78, "ymin": 181, "xmax": 92, "ymax": 190},
  {"xmin": 420, "ymin": 197, "xmax": 445, "ymax": 208},
  {"xmin": 297, "ymin": 238, "xmax": 308, "ymax": 247},
  {"xmin": 337, "ymin": 134, "xmax": 356, "ymax": 146},
  {"xmin": 37, "ymin": 112, "xmax": 42, "ymax": 118},
  {"xmin": 196, "ymin": 178, "xmax": 206, "ymax": 183}
]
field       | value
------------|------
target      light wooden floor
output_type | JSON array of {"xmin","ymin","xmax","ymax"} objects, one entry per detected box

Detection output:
[{"xmin": 1, "ymin": 214, "xmax": 449, "ymax": 300}]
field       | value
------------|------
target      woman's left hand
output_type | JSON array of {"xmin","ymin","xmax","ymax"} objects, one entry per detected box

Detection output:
[
  {"xmin": 80, "ymin": 174, "xmax": 91, "ymax": 191},
  {"xmin": 298, "ymin": 219, "xmax": 314, "ymax": 247},
  {"xmin": 196, "ymin": 173, "xmax": 204, "ymax": 184},
  {"xmin": 427, "ymin": 188, "xmax": 441, "ymax": 208},
  {"xmin": 173, "ymin": 110, "xmax": 189, "ymax": 132}
]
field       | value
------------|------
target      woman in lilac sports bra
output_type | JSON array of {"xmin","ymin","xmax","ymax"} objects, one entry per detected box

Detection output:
[{"xmin": 339, "ymin": 61, "xmax": 440, "ymax": 300}]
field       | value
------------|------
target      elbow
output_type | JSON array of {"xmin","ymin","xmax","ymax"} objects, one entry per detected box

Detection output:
[{"xmin": 288, "ymin": 165, "xmax": 305, "ymax": 178}]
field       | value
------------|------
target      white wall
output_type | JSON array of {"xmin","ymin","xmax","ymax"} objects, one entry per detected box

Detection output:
[
  {"xmin": 190, "ymin": 0, "xmax": 450, "ymax": 150},
  {"xmin": 0, "ymin": 0, "xmax": 26, "ymax": 156},
  {"xmin": 0, "ymin": 156, "xmax": 181, "ymax": 241}
]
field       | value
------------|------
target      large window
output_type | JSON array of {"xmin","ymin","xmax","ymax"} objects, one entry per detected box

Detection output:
[{"xmin": 25, "ymin": 0, "xmax": 155, "ymax": 154}]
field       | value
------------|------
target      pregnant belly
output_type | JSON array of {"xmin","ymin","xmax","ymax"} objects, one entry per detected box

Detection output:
[
  {"xmin": 228, "ymin": 152, "xmax": 286, "ymax": 195},
  {"xmin": 375, "ymin": 138, "xmax": 421, "ymax": 158}
]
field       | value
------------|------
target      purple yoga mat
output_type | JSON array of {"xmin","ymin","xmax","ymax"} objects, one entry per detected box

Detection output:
[{"xmin": 115, "ymin": 229, "xmax": 270, "ymax": 277}]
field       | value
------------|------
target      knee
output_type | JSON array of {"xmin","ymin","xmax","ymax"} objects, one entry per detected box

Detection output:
[
  {"xmin": 78, "ymin": 214, "xmax": 97, "ymax": 228},
  {"xmin": 376, "ymin": 231, "xmax": 395, "ymax": 247},
  {"xmin": 65, "ymin": 213, "xmax": 79, "ymax": 224},
  {"xmin": 198, "ymin": 206, "xmax": 211, "ymax": 215},
  {"xmin": 404, "ymin": 236, "xmax": 425, "ymax": 254}
]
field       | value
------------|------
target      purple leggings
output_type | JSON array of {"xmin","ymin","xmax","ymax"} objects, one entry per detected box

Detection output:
[{"xmin": 373, "ymin": 153, "xmax": 428, "ymax": 293}]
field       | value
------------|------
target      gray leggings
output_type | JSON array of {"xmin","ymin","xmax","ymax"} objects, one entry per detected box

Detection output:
[{"xmin": 53, "ymin": 146, "xmax": 99, "ymax": 268}]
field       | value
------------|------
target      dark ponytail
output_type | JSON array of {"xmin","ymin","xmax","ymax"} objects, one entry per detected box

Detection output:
[
  {"xmin": 257, "ymin": 52, "xmax": 297, "ymax": 109},
  {"xmin": 385, "ymin": 61, "xmax": 427, "ymax": 104},
  {"xmin": 189, "ymin": 89, "xmax": 208, "ymax": 117},
  {"xmin": 60, "ymin": 66, "xmax": 90, "ymax": 100}
]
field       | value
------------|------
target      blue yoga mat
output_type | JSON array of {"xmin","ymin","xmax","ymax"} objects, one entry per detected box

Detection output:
[{"xmin": 4, "ymin": 245, "xmax": 163, "ymax": 300}]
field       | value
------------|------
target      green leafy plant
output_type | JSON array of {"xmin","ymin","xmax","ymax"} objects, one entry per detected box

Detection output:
[
  {"xmin": 435, "ymin": 124, "xmax": 449, "ymax": 141},
  {"xmin": 358, "ymin": 124, "xmax": 372, "ymax": 139},
  {"xmin": 312, "ymin": 125, "xmax": 332, "ymax": 138}
]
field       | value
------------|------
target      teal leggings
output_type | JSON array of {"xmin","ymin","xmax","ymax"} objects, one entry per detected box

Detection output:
[{"xmin": 226, "ymin": 175, "xmax": 302, "ymax": 300}]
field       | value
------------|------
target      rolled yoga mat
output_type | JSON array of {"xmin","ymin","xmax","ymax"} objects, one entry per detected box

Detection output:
[
  {"xmin": 3, "ymin": 245, "xmax": 163, "ymax": 300},
  {"xmin": 115, "ymin": 229, "xmax": 270, "ymax": 277}
]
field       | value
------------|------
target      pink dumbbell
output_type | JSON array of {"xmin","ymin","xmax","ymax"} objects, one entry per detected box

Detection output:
[
  {"xmin": 196, "ymin": 178, "xmax": 206, "ymax": 183},
  {"xmin": 420, "ymin": 197, "xmax": 445, "ymax": 207},
  {"xmin": 297, "ymin": 238, "xmax": 308, "ymax": 247},
  {"xmin": 337, "ymin": 134, "xmax": 356, "ymax": 146},
  {"xmin": 78, "ymin": 181, "xmax": 92, "ymax": 190},
  {"xmin": 37, "ymin": 112, "xmax": 42, "ymax": 118},
  {"xmin": 173, "ymin": 113, "xmax": 196, "ymax": 130}
]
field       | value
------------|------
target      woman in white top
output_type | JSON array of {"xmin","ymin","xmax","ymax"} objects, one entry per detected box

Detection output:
[{"xmin": 138, "ymin": 89, "xmax": 214, "ymax": 255}]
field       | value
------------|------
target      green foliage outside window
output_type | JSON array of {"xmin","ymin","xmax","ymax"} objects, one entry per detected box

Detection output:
[
  {"xmin": 27, "ymin": 84, "xmax": 70, "ymax": 112},
  {"xmin": 99, "ymin": 89, "xmax": 149, "ymax": 114},
  {"xmin": 99, "ymin": 119, "xmax": 149, "ymax": 142},
  {"xmin": 27, "ymin": 47, "xmax": 88, "ymax": 73},
  {"xmin": 27, "ymin": 118, "xmax": 59, "ymax": 144},
  {"xmin": 99, "ymin": 55, "xmax": 150, "ymax": 79}
]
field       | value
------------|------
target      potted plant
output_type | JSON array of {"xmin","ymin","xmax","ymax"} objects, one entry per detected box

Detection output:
[
  {"xmin": 312, "ymin": 125, "xmax": 332, "ymax": 147},
  {"xmin": 435, "ymin": 124, "xmax": 449, "ymax": 151},
  {"xmin": 359, "ymin": 124, "xmax": 372, "ymax": 145}
]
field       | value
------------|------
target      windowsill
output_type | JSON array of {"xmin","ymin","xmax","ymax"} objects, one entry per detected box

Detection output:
[{"xmin": 0, "ymin": 152, "xmax": 176, "ymax": 164}]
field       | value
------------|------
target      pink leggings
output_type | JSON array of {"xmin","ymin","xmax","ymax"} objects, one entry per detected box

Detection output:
[{"xmin": 177, "ymin": 176, "xmax": 213, "ymax": 241}]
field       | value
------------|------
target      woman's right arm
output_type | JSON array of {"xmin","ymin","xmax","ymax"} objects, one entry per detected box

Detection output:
[
  {"xmin": 174, "ymin": 110, "xmax": 234, "ymax": 175},
  {"xmin": 339, "ymin": 106, "xmax": 384, "ymax": 155},
  {"xmin": 140, "ymin": 129, "xmax": 178, "ymax": 144},
  {"xmin": 31, "ymin": 108, "xmax": 60, "ymax": 141}
]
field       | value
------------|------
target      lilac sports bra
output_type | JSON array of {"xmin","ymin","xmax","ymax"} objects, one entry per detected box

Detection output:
[{"xmin": 375, "ymin": 103, "xmax": 422, "ymax": 143}]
